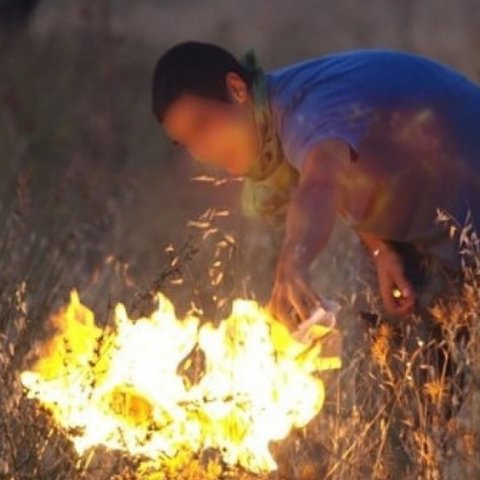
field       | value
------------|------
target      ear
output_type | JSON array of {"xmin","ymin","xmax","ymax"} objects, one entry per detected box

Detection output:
[{"xmin": 225, "ymin": 72, "xmax": 249, "ymax": 104}]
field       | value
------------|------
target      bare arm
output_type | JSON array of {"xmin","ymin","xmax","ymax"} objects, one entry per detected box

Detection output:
[
  {"xmin": 269, "ymin": 138, "xmax": 416, "ymax": 328},
  {"xmin": 270, "ymin": 139, "xmax": 351, "ymax": 327}
]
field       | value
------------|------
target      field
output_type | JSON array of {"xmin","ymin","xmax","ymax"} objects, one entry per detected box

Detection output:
[{"xmin": 1, "ymin": 2, "xmax": 480, "ymax": 478}]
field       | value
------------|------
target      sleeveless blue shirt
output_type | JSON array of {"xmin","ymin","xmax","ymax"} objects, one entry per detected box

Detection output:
[{"xmin": 266, "ymin": 49, "xmax": 480, "ymax": 268}]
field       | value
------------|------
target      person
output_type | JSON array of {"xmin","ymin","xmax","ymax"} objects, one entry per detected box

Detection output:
[{"xmin": 151, "ymin": 41, "xmax": 480, "ymax": 330}]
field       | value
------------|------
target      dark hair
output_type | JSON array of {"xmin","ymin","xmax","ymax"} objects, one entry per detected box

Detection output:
[{"xmin": 151, "ymin": 41, "xmax": 254, "ymax": 122}]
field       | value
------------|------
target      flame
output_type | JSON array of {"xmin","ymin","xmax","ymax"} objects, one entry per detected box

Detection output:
[{"xmin": 21, "ymin": 291, "xmax": 340, "ymax": 473}]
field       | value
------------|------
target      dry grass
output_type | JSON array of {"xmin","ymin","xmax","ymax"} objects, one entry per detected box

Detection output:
[
  {"xmin": 0, "ymin": 200, "xmax": 479, "ymax": 480},
  {"xmin": 1, "ymin": 7, "xmax": 480, "ymax": 479}
]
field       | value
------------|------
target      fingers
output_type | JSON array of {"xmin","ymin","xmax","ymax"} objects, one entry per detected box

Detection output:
[
  {"xmin": 379, "ymin": 269, "xmax": 415, "ymax": 316},
  {"xmin": 395, "ymin": 273, "xmax": 414, "ymax": 302},
  {"xmin": 394, "ymin": 286, "xmax": 415, "ymax": 315},
  {"xmin": 378, "ymin": 271, "xmax": 398, "ymax": 314},
  {"xmin": 391, "ymin": 267, "xmax": 415, "ymax": 314},
  {"xmin": 269, "ymin": 284, "xmax": 297, "ymax": 331},
  {"xmin": 269, "ymin": 275, "xmax": 322, "ymax": 331},
  {"xmin": 289, "ymin": 279, "xmax": 322, "ymax": 322}
]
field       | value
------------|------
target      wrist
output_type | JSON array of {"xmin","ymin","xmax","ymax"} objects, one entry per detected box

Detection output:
[
  {"xmin": 371, "ymin": 242, "xmax": 394, "ymax": 264},
  {"xmin": 278, "ymin": 243, "xmax": 310, "ymax": 275},
  {"xmin": 372, "ymin": 244, "xmax": 386, "ymax": 259}
]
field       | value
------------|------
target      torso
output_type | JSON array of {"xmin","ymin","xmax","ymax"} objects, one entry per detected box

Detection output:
[{"xmin": 267, "ymin": 49, "xmax": 480, "ymax": 267}]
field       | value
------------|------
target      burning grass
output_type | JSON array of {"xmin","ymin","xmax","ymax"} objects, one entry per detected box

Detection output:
[
  {"xmin": 1, "ymin": 27, "xmax": 480, "ymax": 480},
  {"xmin": 19, "ymin": 290, "xmax": 339, "ymax": 475},
  {"xmin": 0, "ymin": 218, "xmax": 479, "ymax": 480}
]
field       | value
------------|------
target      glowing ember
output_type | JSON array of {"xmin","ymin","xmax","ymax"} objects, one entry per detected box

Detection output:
[{"xmin": 21, "ymin": 291, "xmax": 340, "ymax": 473}]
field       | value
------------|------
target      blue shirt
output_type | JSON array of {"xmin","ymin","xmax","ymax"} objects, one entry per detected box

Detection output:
[{"xmin": 266, "ymin": 49, "xmax": 480, "ymax": 268}]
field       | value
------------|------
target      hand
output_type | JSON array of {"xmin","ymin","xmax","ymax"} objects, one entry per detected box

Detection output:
[
  {"xmin": 374, "ymin": 246, "xmax": 415, "ymax": 315},
  {"xmin": 269, "ymin": 257, "xmax": 323, "ymax": 331}
]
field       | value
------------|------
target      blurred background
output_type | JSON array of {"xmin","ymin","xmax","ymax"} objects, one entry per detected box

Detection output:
[
  {"xmin": 2, "ymin": 3, "xmax": 480, "ymax": 478},
  {"xmin": 1, "ymin": 0, "xmax": 480, "ymax": 326}
]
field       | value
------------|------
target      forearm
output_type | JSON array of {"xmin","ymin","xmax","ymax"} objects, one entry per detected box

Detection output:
[
  {"xmin": 276, "ymin": 139, "xmax": 349, "ymax": 275},
  {"xmin": 269, "ymin": 139, "xmax": 359, "ymax": 324},
  {"xmin": 279, "ymin": 182, "xmax": 336, "ymax": 273}
]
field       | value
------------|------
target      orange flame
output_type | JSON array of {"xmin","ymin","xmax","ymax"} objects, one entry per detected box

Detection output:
[{"xmin": 21, "ymin": 291, "xmax": 340, "ymax": 473}]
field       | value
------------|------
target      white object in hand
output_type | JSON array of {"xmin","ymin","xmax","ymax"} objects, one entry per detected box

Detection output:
[{"xmin": 293, "ymin": 300, "xmax": 339, "ymax": 344}]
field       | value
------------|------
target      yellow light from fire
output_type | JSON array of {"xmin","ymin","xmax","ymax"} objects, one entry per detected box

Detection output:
[{"xmin": 21, "ymin": 291, "xmax": 340, "ymax": 473}]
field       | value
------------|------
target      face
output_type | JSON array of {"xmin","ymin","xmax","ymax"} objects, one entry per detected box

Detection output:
[{"xmin": 162, "ymin": 73, "xmax": 258, "ymax": 176}]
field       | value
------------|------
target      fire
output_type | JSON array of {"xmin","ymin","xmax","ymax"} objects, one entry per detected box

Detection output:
[{"xmin": 20, "ymin": 290, "xmax": 340, "ymax": 474}]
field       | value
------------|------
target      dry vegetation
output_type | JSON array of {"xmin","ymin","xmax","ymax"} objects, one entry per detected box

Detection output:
[
  {"xmin": 1, "ymin": 195, "xmax": 479, "ymax": 480},
  {"xmin": 1, "ymin": 1, "xmax": 480, "ymax": 479}
]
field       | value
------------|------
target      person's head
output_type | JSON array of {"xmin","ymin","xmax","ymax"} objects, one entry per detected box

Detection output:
[{"xmin": 152, "ymin": 41, "xmax": 258, "ymax": 176}]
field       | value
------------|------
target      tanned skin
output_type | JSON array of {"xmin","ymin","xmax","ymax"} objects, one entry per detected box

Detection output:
[
  {"xmin": 162, "ymin": 74, "xmax": 415, "ymax": 330},
  {"xmin": 270, "ymin": 139, "xmax": 415, "ymax": 330}
]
